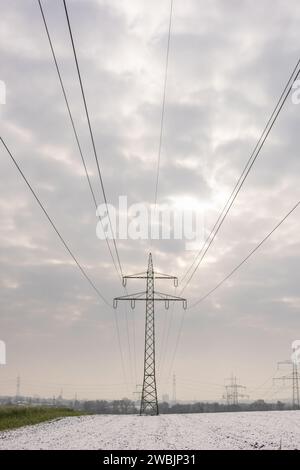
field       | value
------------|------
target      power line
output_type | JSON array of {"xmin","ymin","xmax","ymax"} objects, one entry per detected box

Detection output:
[
  {"xmin": 190, "ymin": 200, "xmax": 300, "ymax": 308},
  {"xmin": 1, "ymin": 136, "xmax": 132, "ymax": 392},
  {"xmin": 62, "ymin": 0, "xmax": 123, "ymax": 279},
  {"xmin": 161, "ymin": 57, "xmax": 300, "ymax": 382},
  {"xmin": 180, "ymin": 57, "xmax": 300, "ymax": 294},
  {"xmin": 164, "ymin": 57, "xmax": 300, "ymax": 379},
  {"xmin": 154, "ymin": 0, "xmax": 173, "ymax": 206},
  {"xmin": 130, "ymin": 305, "xmax": 138, "ymax": 387},
  {"xmin": 38, "ymin": 0, "xmax": 121, "ymax": 282},
  {"xmin": 157, "ymin": 298, "xmax": 176, "ymax": 378},
  {"xmin": 124, "ymin": 302, "xmax": 134, "ymax": 386},
  {"xmin": 166, "ymin": 199, "xmax": 300, "ymax": 380},
  {"xmin": 58, "ymin": 0, "xmax": 134, "ymax": 385},
  {"xmin": 176, "ymin": 378, "xmax": 224, "ymax": 388},
  {"xmin": 181, "ymin": 56, "xmax": 300, "ymax": 285},
  {"xmin": 246, "ymin": 369, "xmax": 278, "ymax": 395},
  {"xmin": 112, "ymin": 308, "xmax": 129, "ymax": 395},
  {"xmin": 152, "ymin": 0, "xmax": 174, "ymax": 374},
  {"xmin": 1, "ymin": 136, "xmax": 110, "ymax": 307}
]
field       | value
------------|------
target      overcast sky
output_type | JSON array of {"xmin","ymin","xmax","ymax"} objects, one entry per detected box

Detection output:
[{"xmin": 0, "ymin": 0, "xmax": 300, "ymax": 402}]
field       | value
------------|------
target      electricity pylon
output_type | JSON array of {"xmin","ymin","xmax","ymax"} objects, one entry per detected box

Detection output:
[
  {"xmin": 273, "ymin": 360, "xmax": 300, "ymax": 409},
  {"xmin": 133, "ymin": 384, "xmax": 142, "ymax": 407},
  {"xmin": 172, "ymin": 373, "xmax": 176, "ymax": 404},
  {"xmin": 114, "ymin": 253, "xmax": 187, "ymax": 415},
  {"xmin": 223, "ymin": 375, "xmax": 248, "ymax": 406},
  {"xmin": 15, "ymin": 374, "xmax": 20, "ymax": 402}
]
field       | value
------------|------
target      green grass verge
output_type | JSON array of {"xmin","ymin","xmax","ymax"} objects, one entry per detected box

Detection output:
[{"xmin": 0, "ymin": 406, "xmax": 85, "ymax": 431}]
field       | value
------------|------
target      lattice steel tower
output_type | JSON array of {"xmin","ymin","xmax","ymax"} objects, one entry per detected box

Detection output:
[
  {"xmin": 274, "ymin": 359, "xmax": 300, "ymax": 409},
  {"xmin": 114, "ymin": 253, "xmax": 186, "ymax": 415},
  {"xmin": 172, "ymin": 373, "xmax": 176, "ymax": 404},
  {"xmin": 223, "ymin": 375, "xmax": 248, "ymax": 406}
]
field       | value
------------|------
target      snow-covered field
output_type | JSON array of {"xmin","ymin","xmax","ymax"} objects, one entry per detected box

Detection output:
[{"xmin": 0, "ymin": 411, "xmax": 299, "ymax": 450}]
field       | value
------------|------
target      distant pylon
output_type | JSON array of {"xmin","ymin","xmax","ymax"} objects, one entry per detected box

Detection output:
[
  {"xmin": 172, "ymin": 373, "xmax": 176, "ymax": 404},
  {"xmin": 223, "ymin": 374, "xmax": 248, "ymax": 405},
  {"xmin": 114, "ymin": 253, "xmax": 187, "ymax": 415},
  {"xmin": 274, "ymin": 359, "xmax": 300, "ymax": 409},
  {"xmin": 293, "ymin": 362, "xmax": 299, "ymax": 408},
  {"xmin": 133, "ymin": 384, "xmax": 142, "ymax": 406},
  {"xmin": 16, "ymin": 374, "xmax": 20, "ymax": 401}
]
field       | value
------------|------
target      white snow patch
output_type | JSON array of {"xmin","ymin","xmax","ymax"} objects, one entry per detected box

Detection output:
[{"xmin": 0, "ymin": 411, "xmax": 299, "ymax": 450}]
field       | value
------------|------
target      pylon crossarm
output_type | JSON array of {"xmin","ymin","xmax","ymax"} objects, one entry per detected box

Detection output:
[
  {"xmin": 122, "ymin": 272, "xmax": 148, "ymax": 286},
  {"xmin": 154, "ymin": 290, "xmax": 187, "ymax": 309},
  {"xmin": 153, "ymin": 272, "xmax": 178, "ymax": 286},
  {"xmin": 274, "ymin": 374, "xmax": 293, "ymax": 381},
  {"xmin": 113, "ymin": 291, "xmax": 147, "ymax": 309},
  {"xmin": 122, "ymin": 271, "xmax": 178, "ymax": 287},
  {"xmin": 114, "ymin": 292, "xmax": 187, "ymax": 309}
]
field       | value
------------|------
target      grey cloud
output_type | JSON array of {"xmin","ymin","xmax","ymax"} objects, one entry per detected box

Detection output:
[{"xmin": 0, "ymin": 0, "xmax": 299, "ymax": 401}]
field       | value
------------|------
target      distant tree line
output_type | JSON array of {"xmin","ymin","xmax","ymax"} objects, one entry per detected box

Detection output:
[
  {"xmin": 158, "ymin": 399, "xmax": 287, "ymax": 414},
  {"xmin": 75, "ymin": 398, "xmax": 289, "ymax": 414},
  {"xmin": 80, "ymin": 399, "xmax": 137, "ymax": 414},
  {"xmin": 0, "ymin": 396, "xmax": 293, "ymax": 414}
]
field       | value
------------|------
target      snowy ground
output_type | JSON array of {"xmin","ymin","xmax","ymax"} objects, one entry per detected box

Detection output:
[{"xmin": 0, "ymin": 411, "xmax": 299, "ymax": 450}]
